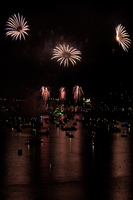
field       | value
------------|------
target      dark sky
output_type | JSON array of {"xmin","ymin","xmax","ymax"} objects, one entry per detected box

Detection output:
[{"xmin": 0, "ymin": 2, "xmax": 133, "ymax": 97}]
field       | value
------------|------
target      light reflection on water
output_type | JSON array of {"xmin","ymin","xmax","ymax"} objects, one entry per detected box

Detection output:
[
  {"xmin": 1, "ymin": 131, "xmax": 31, "ymax": 185},
  {"xmin": 0, "ymin": 115, "xmax": 133, "ymax": 199},
  {"xmin": 108, "ymin": 121, "xmax": 133, "ymax": 200}
]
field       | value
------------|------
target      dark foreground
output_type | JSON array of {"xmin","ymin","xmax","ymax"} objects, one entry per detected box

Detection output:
[{"xmin": 0, "ymin": 114, "xmax": 133, "ymax": 200}]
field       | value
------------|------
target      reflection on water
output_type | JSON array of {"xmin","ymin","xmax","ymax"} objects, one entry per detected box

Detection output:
[
  {"xmin": 0, "ymin": 115, "xmax": 133, "ymax": 199},
  {"xmin": 108, "ymin": 121, "xmax": 133, "ymax": 200},
  {"xmin": 0, "ymin": 131, "xmax": 31, "ymax": 185}
]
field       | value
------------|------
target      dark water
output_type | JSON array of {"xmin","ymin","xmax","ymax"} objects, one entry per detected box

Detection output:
[{"xmin": 0, "ymin": 114, "xmax": 133, "ymax": 199}]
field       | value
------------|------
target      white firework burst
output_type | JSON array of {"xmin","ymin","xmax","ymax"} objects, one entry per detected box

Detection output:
[
  {"xmin": 51, "ymin": 44, "xmax": 81, "ymax": 66},
  {"xmin": 5, "ymin": 13, "xmax": 30, "ymax": 41},
  {"xmin": 115, "ymin": 24, "xmax": 131, "ymax": 52}
]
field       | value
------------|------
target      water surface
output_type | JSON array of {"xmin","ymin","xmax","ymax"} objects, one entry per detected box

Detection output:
[{"xmin": 0, "ymin": 115, "xmax": 133, "ymax": 199}]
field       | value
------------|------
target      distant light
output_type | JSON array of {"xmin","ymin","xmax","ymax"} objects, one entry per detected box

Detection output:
[{"xmin": 85, "ymin": 99, "xmax": 91, "ymax": 103}]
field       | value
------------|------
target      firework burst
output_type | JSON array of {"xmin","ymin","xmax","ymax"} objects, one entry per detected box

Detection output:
[
  {"xmin": 59, "ymin": 87, "xmax": 66, "ymax": 102},
  {"xmin": 51, "ymin": 44, "xmax": 81, "ymax": 66},
  {"xmin": 115, "ymin": 24, "xmax": 131, "ymax": 52},
  {"xmin": 5, "ymin": 13, "xmax": 30, "ymax": 40},
  {"xmin": 73, "ymin": 85, "xmax": 84, "ymax": 103},
  {"xmin": 40, "ymin": 86, "xmax": 50, "ymax": 103}
]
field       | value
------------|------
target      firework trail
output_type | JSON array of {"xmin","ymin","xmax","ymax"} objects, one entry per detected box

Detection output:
[
  {"xmin": 51, "ymin": 44, "xmax": 81, "ymax": 66},
  {"xmin": 59, "ymin": 87, "xmax": 66, "ymax": 102},
  {"xmin": 73, "ymin": 85, "xmax": 84, "ymax": 103},
  {"xmin": 40, "ymin": 86, "xmax": 50, "ymax": 103},
  {"xmin": 115, "ymin": 24, "xmax": 131, "ymax": 52},
  {"xmin": 5, "ymin": 13, "xmax": 30, "ymax": 40}
]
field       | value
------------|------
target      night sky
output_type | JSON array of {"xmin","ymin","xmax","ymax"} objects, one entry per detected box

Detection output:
[{"xmin": 0, "ymin": 2, "xmax": 133, "ymax": 97}]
